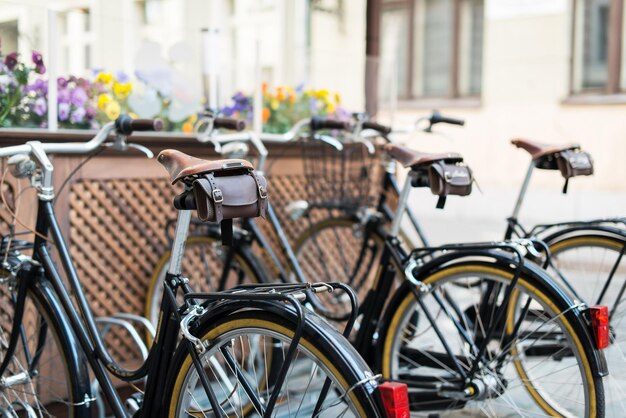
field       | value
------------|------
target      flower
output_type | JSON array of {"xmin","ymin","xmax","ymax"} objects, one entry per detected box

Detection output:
[
  {"xmin": 262, "ymin": 107, "xmax": 270, "ymax": 123},
  {"xmin": 334, "ymin": 93, "xmax": 341, "ymax": 103},
  {"xmin": 58, "ymin": 77, "xmax": 68, "ymax": 89},
  {"xmin": 58, "ymin": 102, "xmax": 70, "ymax": 121},
  {"xmin": 326, "ymin": 102, "xmax": 336, "ymax": 113},
  {"xmin": 85, "ymin": 106, "xmax": 96, "ymax": 120},
  {"xmin": 95, "ymin": 72, "xmax": 113, "ymax": 85},
  {"xmin": 97, "ymin": 94, "xmax": 112, "ymax": 110},
  {"xmin": 115, "ymin": 71, "xmax": 129, "ymax": 83},
  {"xmin": 31, "ymin": 51, "xmax": 45, "ymax": 74},
  {"xmin": 4, "ymin": 53, "xmax": 17, "ymax": 70},
  {"xmin": 113, "ymin": 81, "xmax": 132, "ymax": 99},
  {"xmin": 70, "ymin": 107, "xmax": 86, "ymax": 124},
  {"xmin": 58, "ymin": 88, "xmax": 71, "ymax": 104},
  {"xmin": 261, "ymin": 82, "xmax": 268, "ymax": 94},
  {"xmin": 33, "ymin": 97, "xmax": 47, "ymax": 117},
  {"xmin": 181, "ymin": 121, "xmax": 193, "ymax": 133},
  {"xmin": 70, "ymin": 87, "xmax": 88, "ymax": 107},
  {"xmin": 104, "ymin": 100, "xmax": 121, "ymax": 120},
  {"xmin": 270, "ymin": 98, "xmax": 279, "ymax": 110}
]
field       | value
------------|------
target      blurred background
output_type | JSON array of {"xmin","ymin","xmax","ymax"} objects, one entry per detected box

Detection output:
[{"xmin": 0, "ymin": 0, "xmax": 624, "ymax": 243}]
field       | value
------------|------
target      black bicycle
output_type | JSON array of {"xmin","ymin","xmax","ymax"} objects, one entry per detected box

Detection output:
[
  {"xmin": 293, "ymin": 116, "xmax": 608, "ymax": 416},
  {"xmin": 294, "ymin": 113, "xmax": 625, "ymax": 415},
  {"xmin": 0, "ymin": 115, "xmax": 392, "ymax": 417}
]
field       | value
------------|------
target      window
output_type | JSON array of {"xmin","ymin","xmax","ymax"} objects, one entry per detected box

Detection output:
[
  {"xmin": 58, "ymin": 8, "xmax": 93, "ymax": 75},
  {"xmin": 379, "ymin": 0, "xmax": 484, "ymax": 102},
  {"xmin": 571, "ymin": 0, "xmax": 625, "ymax": 94}
]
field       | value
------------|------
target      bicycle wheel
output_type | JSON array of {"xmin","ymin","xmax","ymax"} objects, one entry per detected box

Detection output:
[
  {"xmin": 293, "ymin": 217, "xmax": 387, "ymax": 318},
  {"xmin": 146, "ymin": 236, "xmax": 264, "ymax": 327},
  {"xmin": 164, "ymin": 310, "xmax": 380, "ymax": 417},
  {"xmin": 381, "ymin": 261, "xmax": 604, "ymax": 417},
  {"xmin": 0, "ymin": 280, "xmax": 91, "ymax": 417},
  {"xmin": 547, "ymin": 232, "xmax": 626, "ymax": 417}
]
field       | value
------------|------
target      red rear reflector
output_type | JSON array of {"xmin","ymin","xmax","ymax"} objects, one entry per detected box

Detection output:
[
  {"xmin": 590, "ymin": 305, "xmax": 609, "ymax": 349},
  {"xmin": 378, "ymin": 381, "xmax": 409, "ymax": 418}
]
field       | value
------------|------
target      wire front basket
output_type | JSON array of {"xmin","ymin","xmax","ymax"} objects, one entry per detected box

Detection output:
[{"xmin": 300, "ymin": 136, "xmax": 375, "ymax": 211}]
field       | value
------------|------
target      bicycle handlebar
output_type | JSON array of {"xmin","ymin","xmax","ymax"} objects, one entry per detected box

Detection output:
[
  {"xmin": 310, "ymin": 117, "xmax": 351, "ymax": 131},
  {"xmin": 0, "ymin": 114, "xmax": 162, "ymax": 158},
  {"xmin": 429, "ymin": 111, "xmax": 464, "ymax": 127},
  {"xmin": 214, "ymin": 117, "xmax": 246, "ymax": 131}
]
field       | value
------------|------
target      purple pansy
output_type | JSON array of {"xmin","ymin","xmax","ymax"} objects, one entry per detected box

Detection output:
[
  {"xmin": 33, "ymin": 97, "xmax": 47, "ymax": 117},
  {"xmin": 116, "ymin": 71, "xmax": 129, "ymax": 83},
  {"xmin": 85, "ymin": 106, "xmax": 96, "ymax": 120},
  {"xmin": 58, "ymin": 102, "xmax": 70, "ymax": 121},
  {"xmin": 70, "ymin": 87, "xmax": 88, "ymax": 107},
  {"xmin": 31, "ymin": 51, "xmax": 45, "ymax": 74},
  {"xmin": 70, "ymin": 107, "xmax": 86, "ymax": 124},
  {"xmin": 58, "ymin": 88, "xmax": 71, "ymax": 104},
  {"xmin": 58, "ymin": 77, "xmax": 68, "ymax": 89},
  {"xmin": 4, "ymin": 52, "xmax": 18, "ymax": 70}
]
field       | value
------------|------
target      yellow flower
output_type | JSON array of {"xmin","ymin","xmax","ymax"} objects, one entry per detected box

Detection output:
[
  {"xmin": 188, "ymin": 113, "xmax": 198, "ymax": 124},
  {"xmin": 97, "ymin": 94, "xmax": 112, "ymax": 111},
  {"xmin": 182, "ymin": 121, "xmax": 193, "ymax": 133},
  {"xmin": 288, "ymin": 92, "xmax": 296, "ymax": 104},
  {"xmin": 104, "ymin": 101, "xmax": 121, "ymax": 120},
  {"xmin": 113, "ymin": 82, "xmax": 132, "ymax": 99},
  {"xmin": 316, "ymin": 89, "xmax": 329, "ymax": 99},
  {"xmin": 327, "ymin": 102, "xmax": 336, "ymax": 113},
  {"xmin": 95, "ymin": 72, "xmax": 113, "ymax": 85},
  {"xmin": 277, "ymin": 90, "xmax": 286, "ymax": 101},
  {"xmin": 270, "ymin": 98, "xmax": 279, "ymax": 110},
  {"xmin": 334, "ymin": 92, "xmax": 341, "ymax": 104}
]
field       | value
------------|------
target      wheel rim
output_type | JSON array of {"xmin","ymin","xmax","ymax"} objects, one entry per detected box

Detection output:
[
  {"xmin": 385, "ymin": 267, "xmax": 595, "ymax": 417},
  {"xmin": 550, "ymin": 236, "xmax": 626, "ymax": 417},
  {"xmin": 173, "ymin": 325, "xmax": 364, "ymax": 418}
]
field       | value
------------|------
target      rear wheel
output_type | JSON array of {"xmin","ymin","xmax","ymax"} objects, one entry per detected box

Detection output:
[
  {"xmin": 547, "ymin": 232, "xmax": 626, "ymax": 417},
  {"xmin": 381, "ymin": 262, "xmax": 604, "ymax": 417},
  {"xmin": 164, "ymin": 310, "xmax": 380, "ymax": 417}
]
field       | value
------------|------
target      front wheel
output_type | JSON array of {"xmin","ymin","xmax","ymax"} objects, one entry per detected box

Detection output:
[
  {"xmin": 380, "ymin": 261, "xmax": 604, "ymax": 417},
  {"xmin": 163, "ymin": 309, "xmax": 381, "ymax": 417}
]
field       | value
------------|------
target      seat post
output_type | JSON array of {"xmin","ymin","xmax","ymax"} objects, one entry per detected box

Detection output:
[
  {"xmin": 168, "ymin": 209, "xmax": 193, "ymax": 276},
  {"xmin": 390, "ymin": 171, "xmax": 416, "ymax": 237},
  {"xmin": 511, "ymin": 162, "xmax": 535, "ymax": 221}
]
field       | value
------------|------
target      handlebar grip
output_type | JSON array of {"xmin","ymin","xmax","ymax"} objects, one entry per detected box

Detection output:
[
  {"xmin": 361, "ymin": 121, "xmax": 392, "ymax": 135},
  {"xmin": 310, "ymin": 117, "xmax": 351, "ymax": 131},
  {"xmin": 430, "ymin": 111, "xmax": 465, "ymax": 127},
  {"xmin": 214, "ymin": 117, "xmax": 246, "ymax": 131},
  {"xmin": 115, "ymin": 114, "xmax": 163, "ymax": 134}
]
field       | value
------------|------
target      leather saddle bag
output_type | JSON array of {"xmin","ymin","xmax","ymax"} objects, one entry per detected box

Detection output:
[
  {"xmin": 413, "ymin": 159, "xmax": 473, "ymax": 208},
  {"xmin": 556, "ymin": 148, "xmax": 593, "ymax": 180},
  {"xmin": 192, "ymin": 169, "xmax": 267, "ymax": 223}
]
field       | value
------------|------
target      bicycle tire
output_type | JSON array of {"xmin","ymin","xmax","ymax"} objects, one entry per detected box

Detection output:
[
  {"xmin": 163, "ymin": 309, "xmax": 381, "ymax": 417},
  {"xmin": 293, "ymin": 216, "xmax": 390, "ymax": 318},
  {"xmin": 379, "ymin": 260, "xmax": 604, "ymax": 417},
  {"xmin": 544, "ymin": 231, "xmax": 626, "ymax": 417},
  {"xmin": 145, "ymin": 235, "xmax": 266, "ymax": 327},
  {"xmin": 0, "ymin": 279, "xmax": 91, "ymax": 417}
]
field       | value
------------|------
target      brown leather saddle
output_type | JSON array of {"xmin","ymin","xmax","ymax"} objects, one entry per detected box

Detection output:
[
  {"xmin": 511, "ymin": 138, "xmax": 578, "ymax": 160},
  {"xmin": 384, "ymin": 144, "xmax": 473, "ymax": 209},
  {"xmin": 511, "ymin": 139, "xmax": 594, "ymax": 192},
  {"xmin": 157, "ymin": 150, "xmax": 267, "ymax": 245},
  {"xmin": 384, "ymin": 144, "xmax": 462, "ymax": 168},
  {"xmin": 158, "ymin": 149, "xmax": 254, "ymax": 184}
]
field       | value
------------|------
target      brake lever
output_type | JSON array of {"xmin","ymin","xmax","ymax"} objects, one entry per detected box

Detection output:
[{"xmin": 127, "ymin": 143, "xmax": 154, "ymax": 159}]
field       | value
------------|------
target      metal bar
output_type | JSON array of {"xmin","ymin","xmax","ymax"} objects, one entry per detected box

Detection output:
[
  {"xmin": 511, "ymin": 163, "xmax": 534, "ymax": 221},
  {"xmin": 390, "ymin": 172, "xmax": 414, "ymax": 237},
  {"xmin": 168, "ymin": 210, "xmax": 193, "ymax": 276}
]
